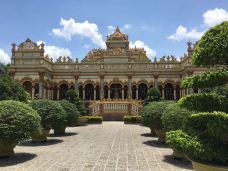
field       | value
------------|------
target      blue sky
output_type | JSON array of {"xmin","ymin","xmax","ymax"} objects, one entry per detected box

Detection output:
[{"xmin": 0, "ymin": 0, "xmax": 228, "ymax": 63}]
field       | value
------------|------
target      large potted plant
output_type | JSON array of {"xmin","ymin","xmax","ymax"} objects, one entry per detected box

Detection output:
[
  {"xmin": 0, "ymin": 100, "xmax": 41, "ymax": 156},
  {"xmin": 141, "ymin": 101, "xmax": 173, "ymax": 142},
  {"xmin": 31, "ymin": 99, "xmax": 67, "ymax": 140},
  {"xmin": 166, "ymin": 112, "xmax": 228, "ymax": 171},
  {"xmin": 161, "ymin": 103, "xmax": 191, "ymax": 158}
]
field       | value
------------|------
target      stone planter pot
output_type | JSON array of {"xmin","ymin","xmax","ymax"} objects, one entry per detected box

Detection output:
[
  {"xmin": 172, "ymin": 148, "xmax": 185, "ymax": 159},
  {"xmin": 76, "ymin": 116, "xmax": 88, "ymax": 126},
  {"xmin": 54, "ymin": 125, "xmax": 66, "ymax": 135},
  {"xmin": 191, "ymin": 160, "xmax": 228, "ymax": 171},
  {"xmin": 0, "ymin": 142, "xmax": 17, "ymax": 157},
  {"xmin": 32, "ymin": 129, "xmax": 50, "ymax": 142},
  {"xmin": 155, "ymin": 129, "xmax": 166, "ymax": 143}
]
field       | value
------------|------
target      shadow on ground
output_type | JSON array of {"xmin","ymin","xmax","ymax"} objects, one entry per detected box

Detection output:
[
  {"xmin": 163, "ymin": 155, "xmax": 193, "ymax": 170},
  {"xmin": 19, "ymin": 139, "xmax": 63, "ymax": 146},
  {"xmin": 140, "ymin": 133, "xmax": 157, "ymax": 137},
  {"xmin": 143, "ymin": 140, "xmax": 170, "ymax": 148},
  {"xmin": 49, "ymin": 132, "xmax": 78, "ymax": 137},
  {"xmin": 0, "ymin": 153, "xmax": 37, "ymax": 167}
]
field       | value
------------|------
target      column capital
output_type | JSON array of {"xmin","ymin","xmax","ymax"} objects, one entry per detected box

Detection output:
[
  {"xmin": 74, "ymin": 75, "xmax": 79, "ymax": 80},
  {"xmin": 153, "ymin": 75, "xmax": 159, "ymax": 79}
]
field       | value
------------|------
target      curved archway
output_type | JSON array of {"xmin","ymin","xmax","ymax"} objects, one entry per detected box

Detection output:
[
  {"xmin": 110, "ymin": 84, "xmax": 122, "ymax": 99},
  {"xmin": 95, "ymin": 85, "xmax": 100, "ymax": 100},
  {"xmin": 124, "ymin": 85, "xmax": 128, "ymax": 99},
  {"xmin": 132, "ymin": 85, "xmax": 137, "ymax": 99},
  {"xmin": 78, "ymin": 85, "xmax": 83, "ymax": 99},
  {"xmin": 164, "ymin": 83, "xmax": 174, "ymax": 100},
  {"xmin": 85, "ymin": 84, "xmax": 94, "ymax": 100},
  {"xmin": 22, "ymin": 81, "xmax": 32, "ymax": 97},
  {"xmin": 104, "ymin": 85, "xmax": 109, "ymax": 99},
  {"xmin": 138, "ymin": 83, "xmax": 148, "ymax": 100},
  {"xmin": 59, "ymin": 84, "xmax": 69, "ymax": 100},
  {"xmin": 176, "ymin": 85, "xmax": 180, "ymax": 100}
]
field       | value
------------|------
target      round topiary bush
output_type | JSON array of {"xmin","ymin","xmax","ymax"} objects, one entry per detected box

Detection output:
[
  {"xmin": 0, "ymin": 100, "xmax": 41, "ymax": 156},
  {"xmin": 161, "ymin": 103, "xmax": 192, "ymax": 132},
  {"xmin": 166, "ymin": 111, "xmax": 228, "ymax": 166},
  {"xmin": 32, "ymin": 100, "xmax": 67, "ymax": 137},
  {"xmin": 58, "ymin": 100, "xmax": 80, "ymax": 126}
]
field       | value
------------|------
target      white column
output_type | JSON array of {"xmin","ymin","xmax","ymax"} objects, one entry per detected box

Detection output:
[{"xmin": 136, "ymin": 88, "xmax": 138, "ymax": 100}]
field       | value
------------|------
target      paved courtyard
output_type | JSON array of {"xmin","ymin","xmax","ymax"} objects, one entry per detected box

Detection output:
[{"xmin": 0, "ymin": 122, "xmax": 193, "ymax": 171}]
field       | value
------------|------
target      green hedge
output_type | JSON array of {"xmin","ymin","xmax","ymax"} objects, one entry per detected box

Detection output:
[
  {"xmin": 0, "ymin": 100, "xmax": 41, "ymax": 143},
  {"xmin": 178, "ymin": 93, "xmax": 227, "ymax": 112},
  {"xmin": 31, "ymin": 100, "xmax": 67, "ymax": 129},
  {"xmin": 87, "ymin": 116, "xmax": 102, "ymax": 124},
  {"xmin": 166, "ymin": 112, "xmax": 228, "ymax": 165},
  {"xmin": 124, "ymin": 115, "xmax": 141, "ymax": 124}
]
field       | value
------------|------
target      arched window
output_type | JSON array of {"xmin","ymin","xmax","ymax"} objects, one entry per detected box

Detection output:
[
  {"xmin": 176, "ymin": 85, "xmax": 180, "ymax": 100},
  {"xmin": 164, "ymin": 83, "xmax": 174, "ymax": 100},
  {"xmin": 138, "ymin": 83, "xmax": 148, "ymax": 100},
  {"xmin": 95, "ymin": 86, "xmax": 100, "ymax": 100},
  {"xmin": 78, "ymin": 85, "xmax": 83, "ymax": 99},
  {"xmin": 34, "ymin": 83, "xmax": 39, "ymax": 99},
  {"xmin": 132, "ymin": 85, "xmax": 137, "ymax": 99},
  {"xmin": 23, "ymin": 81, "xmax": 32, "ymax": 97},
  {"xmin": 85, "ymin": 84, "xmax": 94, "ymax": 100},
  {"xmin": 104, "ymin": 85, "xmax": 108, "ymax": 99},
  {"xmin": 59, "ymin": 84, "xmax": 69, "ymax": 100},
  {"xmin": 53, "ymin": 85, "xmax": 58, "ymax": 100},
  {"xmin": 110, "ymin": 84, "xmax": 122, "ymax": 99},
  {"xmin": 124, "ymin": 85, "xmax": 128, "ymax": 99}
]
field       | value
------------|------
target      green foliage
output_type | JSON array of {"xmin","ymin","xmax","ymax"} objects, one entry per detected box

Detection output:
[
  {"xmin": 124, "ymin": 115, "xmax": 142, "ymax": 124},
  {"xmin": 144, "ymin": 88, "xmax": 161, "ymax": 105},
  {"xmin": 161, "ymin": 103, "xmax": 192, "ymax": 131},
  {"xmin": 31, "ymin": 99, "xmax": 67, "ymax": 129},
  {"xmin": 58, "ymin": 100, "xmax": 80, "ymax": 126},
  {"xmin": 141, "ymin": 101, "xmax": 174, "ymax": 129},
  {"xmin": 0, "ymin": 100, "xmax": 41, "ymax": 143},
  {"xmin": 166, "ymin": 112, "xmax": 228, "ymax": 165},
  {"xmin": 178, "ymin": 93, "xmax": 227, "ymax": 112},
  {"xmin": 181, "ymin": 68, "xmax": 228, "ymax": 89},
  {"xmin": 192, "ymin": 21, "xmax": 228, "ymax": 66},
  {"xmin": 87, "ymin": 116, "xmax": 102, "ymax": 124},
  {"xmin": 0, "ymin": 75, "xmax": 28, "ymax": 102},
  {"xmin": 65, "ymin": 89, "xmax": 86, "ymax": 115}
]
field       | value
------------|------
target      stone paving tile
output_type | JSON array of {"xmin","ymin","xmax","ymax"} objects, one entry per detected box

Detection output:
[{"xmin": 0, "ymin": 122, "xmax": 193, "ymax": 171}]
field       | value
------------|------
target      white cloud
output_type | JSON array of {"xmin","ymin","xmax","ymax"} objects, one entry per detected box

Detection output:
[
  {"xmin": 203, "ymin": 8, "xmax": 228, "ymax": 27},
  {"xmin": 37, "ymin": 41, "xmax": 72, "ymax": 61},
  {"xmin": 130, "ymin": 40, "xmax": 156, "ymax": 59},
  {"xmin": 123, "ymin": 24, "xmax": 132, "ymax": 30},
  {"xmin": 167, "ymin": 25, "xmax": 205, "ymax": 41},
  {"xmin": 52, "ymin": 18, "xmax": 105, "ymax": 48},
  {"xmin": 0, "ymin": 49, "xmax": 10, "ymax": 64}
]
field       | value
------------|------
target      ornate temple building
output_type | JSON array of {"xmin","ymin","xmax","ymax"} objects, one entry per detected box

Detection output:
[{"xmin": 9, "ymin": 27, "xmax": 208, "ymax": 118}]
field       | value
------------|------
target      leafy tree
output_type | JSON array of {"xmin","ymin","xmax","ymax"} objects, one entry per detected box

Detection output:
[
  {"xmin": 65, "ymin": 89, "xmax": 86, "ymax": 115},
  {"xmin": 192, "ymin": 21, "xmax": 228, "ymax": 66},
  {"xmin": 0, "ymin": 75, "xmax": 28, "ymax": 102},
  {"xmin": 144, "ymin": 88, "xmax": 161, "ymax": 106}
]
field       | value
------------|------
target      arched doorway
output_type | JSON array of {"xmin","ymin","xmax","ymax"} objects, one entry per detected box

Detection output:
[
  {"xmin": 59, "ymin": 84, "xmax": 69, "ymax": 100},
  {"xmin": 104, "ymin": 85, "xmax": 109, "ymax": 99},
  {"xmin": 34, "ymin": 83, "xmax": 39, "ymax": 99},
  {"xmin": 85, "ymin": 84, "xmax": 94, "ymax": 100},
  {"xmin": 23, "ymin": 81, "xmax": 32, "ymax": 97},
  {"xmin": 138, "ymin": 83, "xmax": 148, "ymax": 100},
  {"xmin": 53, "ymin": 85, "xmax": 58, "ymax": 100},
  {"xmin": 78, "ymin": 85, "xmax": 83, "ymax": 99},
  {"xmin": 176, "ymin": 85, "xmax": 180, "ymax": 100},
  {"xmin": 132, "ymin": 85, "xmax": 137, "ymax": 99},
  {"xmin": 110, "ymin": 84, "xmax": 122, "ymax": 99},
  {"xmin": 124, "ymin": 85, "xmax": 128, "ymax": 99},
  {"xmin": 164, "ymin": 83, "xmax": 174, "ymax": 100},
  {"xmin": 95, "ymin": 85, "xmax": 100, "ymax": 100}
]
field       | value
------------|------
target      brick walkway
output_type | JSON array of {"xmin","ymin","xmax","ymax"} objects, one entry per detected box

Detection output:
[{"xmin": 0, "ymin": 122, "xmax": 193, "ymax": 171}]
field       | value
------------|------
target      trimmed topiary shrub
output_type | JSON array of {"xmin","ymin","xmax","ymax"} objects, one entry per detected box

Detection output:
[
  {"xmin": 0, "ymin": 100, "xmax": 41, "ymax": 143},
  {"xmin": 32, "ymin": 99, "xmax": 67, "ymax": 129},
  {"xmin": 124, "ymin": 115, "xmax": 142, "ymax": 124},
  {"xmin": 0, "ymin": 100, "xmax": 41, "ymax": 156},
  {"xmin": 87, "ymin": 116, "xmax": 102, "ymax": 124},
  {"xmin": 161, "ymin": 103, "xmax": 192, "ymax": 131},
  {"xmin": 141, "ymin": 101, "xmax": 174, "ymax": 130},
  {"xmin": 178, "ymin": 93, "xmax": 227, "ymax": 112},
  {"xmin": 58, "ymin": 100, "xmax": 80, "ymax": 126},
  {"xmin": 166, "ymin": 111, "xmax": 228, "ymax": 166}
]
